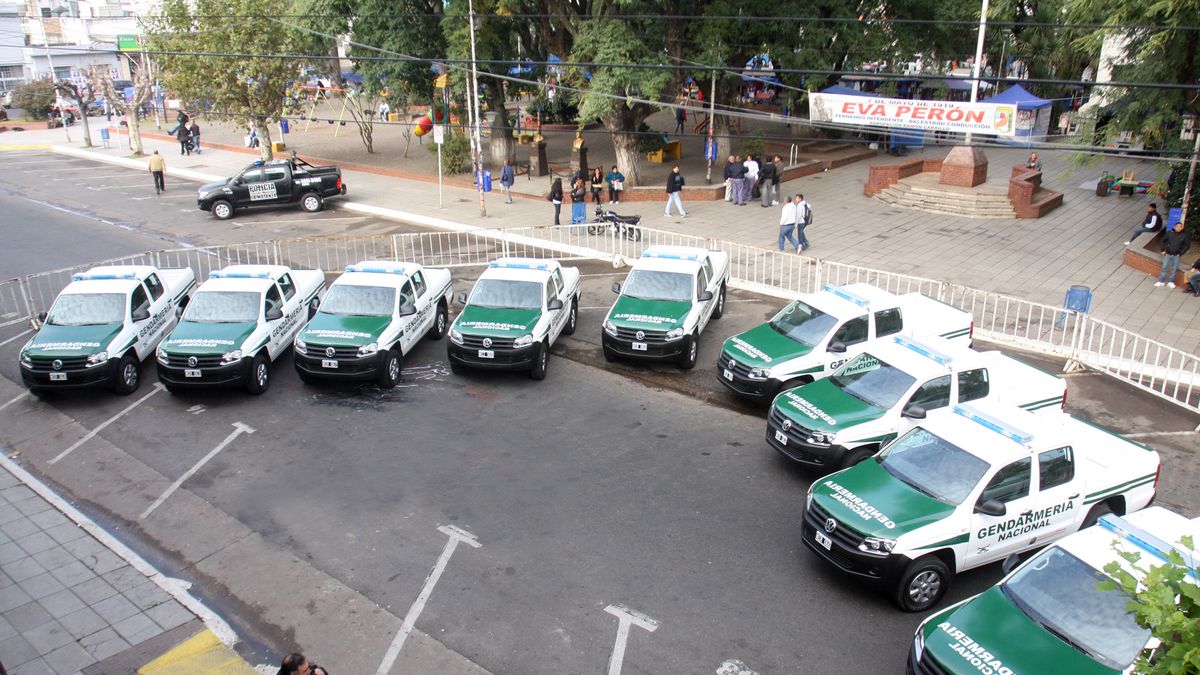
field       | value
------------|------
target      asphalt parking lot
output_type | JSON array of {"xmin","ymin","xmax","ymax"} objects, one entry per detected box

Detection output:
[{"xmin": 2, "ymin": 151, "xmax": 1198, "ymax": 673}]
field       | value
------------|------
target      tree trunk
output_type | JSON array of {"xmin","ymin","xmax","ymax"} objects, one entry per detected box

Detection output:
[
  {"xmin": 612, "ymin": 130, "xmax": 644, "ymax": 187},
  {"xmin": 713, "ymin": 114, "xmax": 735, "ymax": 166},
  {"xmin": 487, "ymin": 79, "xmax": 514, "ymax": 168},
  {"xmin": 78, "ymin": 106, "xmax": 93, "ymax": 148},
  {"xmin": 128, "ymin": 110, "xmax": 144, "ymax": 156},
  {"xmin": 256, "ymin": 120, "xmax": 273, "ymax": 161}
]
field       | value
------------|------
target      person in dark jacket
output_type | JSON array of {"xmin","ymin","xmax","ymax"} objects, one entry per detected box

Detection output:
[
  {"xmin": 548, "ymin": 177, "xmax": 564, "ymax": 225},
  {"xmin": 771, "ymin": 155, "xmax": 784, "ymax": 206},
  {"xmin": 500, "ymin": 159, "xmax": 516, "ymax": 204},
  {"xmin": 1155, "ymin": 221, "xmax": 1191, "ymax": 288},
  {"xmin": 758, "ymin": 159, "xmax": 778, "ymax": 207},
  {"xmin": 590, "ymin": 167, "xmax": 604, "ymax": 205},
  {"xmin": 175, "ymin": 123, "xmax": 192, "ymax": 155},
  {"xmin": 570, "ymin": 177, "xmax": 587, "ymax": 224},
  {"xmin": 605, "ymin": 166, "xmax": 624, "ymax": 204},
  {"xmin": 664, "ymin": 165, "xmax": 686, "ymax": 217},
  {"xmin": 189, "ymin": 120, "xmax": 201, "ymax": 154},
  {"xmin": 1127, "ymin": 203, "xmax": 1164, "ymax": 246},
  {"xmin": 1185, "ymin": 258, "xmax": 1200, "ymax": 296},
  {"xmin": 729, "ymin": 156, "xmax": 748, "ymax": 205}
]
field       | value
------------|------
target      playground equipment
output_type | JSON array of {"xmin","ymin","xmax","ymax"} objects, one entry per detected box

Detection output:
[{"xmin": 413, "ymin": 103, "xmax": 448, "ymax": 137}]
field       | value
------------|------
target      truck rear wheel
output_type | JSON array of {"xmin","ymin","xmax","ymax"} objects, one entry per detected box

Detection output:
[
  {"xmin": 712, "ymin": 283, "xmax": 726, "ymax": 319},
  {"xmin": 245, "ymin": 353, "xmax": 271, "ymax": 395},
  {"xmin": 212, "ymin": 200, "xmax": 234, "ymax": 220},
  {"xmin": 300, "ymin": 192, "xmax": 323, "ymax": 213},
  {"xmin": 1082, "ymin": 502, "xmax": 1113, "ymax": 529},
  {"xmin": 562, "ymin": 299, "xmax": 578, "ymax": 336},
  {"xmin": 378, "ymin": 349, "xmax": 402, "ymax": 388},
  {"xmin": 111, "ymin": 353, "xmax": 141, "ymax": 395},
  {"xmin": 894, "ymin": 555, "xmax": 950, "ymax": 613},
  {"xmin": 428, "ymin": 302, "xmax": 448, "ymax": 340}
]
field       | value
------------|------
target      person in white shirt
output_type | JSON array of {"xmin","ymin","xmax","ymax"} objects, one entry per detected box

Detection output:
[
  {"xmin": 378, "ymin": 100, "xmax": 391, "ymax": 121},
  {"xmin": 778, "ymin": 195, "xmax": 800, "ymax": 252},
  {"xmin": 794, "ymin": 194, "xmax": 812, "ymax": 251},
  {"xmin": 743, "ymin": 154, "xmax": 760, "ymax": 204}
]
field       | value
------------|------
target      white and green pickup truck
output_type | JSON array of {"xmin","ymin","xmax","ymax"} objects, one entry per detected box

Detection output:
[
  {"xmin": 294, "ymin": 261, "xmax": 452, "ymax": 387},
  {"xmin": 719, "ymin": 283, "xmax": 972, "ymax": 402},
  {"xmin": 155, "ymin": 264, "xmax": 324, "ymax": 395},
  {"xmin": 767, "ymin": 335, "xmax": 1066, "ymax": 471},
  {"xmin": 19, "ymin": 265, "xmax": 195, "ymax": 396},
  {"xmin": 602, "ymin": 245, "xmax": 730, "ymax": 369},
  {"xmin": 803, "ymin": 400, "xmax": 1160, "ymax": 613},
  {"xmin": 447, "ymin": 257, "xmax": 580, "ymax": 380},
  {"xmin": 908, "ymin": 506, "xmax": 1197, "ymax": 675}
]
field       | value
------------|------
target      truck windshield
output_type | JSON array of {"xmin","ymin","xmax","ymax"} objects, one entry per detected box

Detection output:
[
  {"xmin": 320, "ymin": 285, "xmax": 395, "ymax": 317},
  {"xmin": 829, "ymin": 354, "xmax": 916, "ymax": 409},
  {"xmin": 182, "ymin": 292, "xmax": 260, "ymax": 323},
  {"xmin": 878, "ymin": 428, "xmax": 988, "ymax": 504},
  {"xmin": 46, "ymin": 293, "xmax": 125, "ymax": 326},
  {"xmin": 1000, "ymin": 547, "xmax": 1148, "ymax": 670},
  {"xmin": 470, "ymin": 279, "xmax": 542, "ymax": 310},
  {"xmin": 622, "ymin": 270, "xmax": 693, "ymax": 302},
  {"xmin": 769, "ymin": 300, "xmax": 838, "ymax": 346}
]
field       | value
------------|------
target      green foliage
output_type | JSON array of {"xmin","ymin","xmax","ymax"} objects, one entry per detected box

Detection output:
[
  {"xmin": 740, "ymin": 130, "xmax": 766, "ymax": 159},
  {"xmin": 1164, "ymin": 163, "xmax": 1200, "ymax": 240},
  {"xmin": 11, "ymin": 78, "xmax": 55, "ymax": 119},
  {"xmin": 351, "ymin": 0, "xmax": 445, "ymax": 101},
  {"xmin": 571, "ymin": 19, "xmax": 671, "ymax": 125},
  {"xmin": 1101, "ymin": 535, "xmax": 1200, "ymax": 674},
  {"xmin": 428, "ymin": 129, "xmax": 472, "ymax": 174},
  {"xmin": 528, "ymin": 89, "xmax": 579, "ymax": 125}
]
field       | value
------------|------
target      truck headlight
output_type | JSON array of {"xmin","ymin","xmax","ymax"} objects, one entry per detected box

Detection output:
[
  {"xmin": 513, "ymin": 334, "xmax": 534, "ymax": 348},
  {"xmin": 449, "ymin": 328, "xmax": 463, "ymax": 344},
  {"xmin": 809, "ymin": 431, "xmax": 836, "ymax": 445},
  {"xmin": 912, "ymin": 627, "xmax": 926, "ymax": 660},
  {"xmin": 664, "ymin": 327, "xmax": 685, "ymax": 341},
  {"xmin": 603, "ymin": 320, "xmax": 618, "ymax": 337},
  {"xmin": 748, "ymin": 367, "xmax": 770, "ymax": 380},
  {"xmin": 20, "ymin": 351, "xmax": 32, "ymax": 366},
  {"xmin": 805, "ymin": 490, "xmax": 813, "ymax": 510},
  {"xmin": 220, "ymin": 349, "xmax": 242, "ymax": 365},
  {"xmin": 156, "ymin": 345, "xmax": 168, "ymax": 364},
  {"xmin": 860, "ymin": 537, "xmax": 896, "ymax": 554},
  {"xmin": 357, "ymin": 342, "xmax": 378, "ymax": 357},
  {"xmin": 85, "ymin": 350, "xmax": 109, "ymax": 367},
  {"xmin": 294, "ymin": 337, "xmax": 307, "ymax": 355}
]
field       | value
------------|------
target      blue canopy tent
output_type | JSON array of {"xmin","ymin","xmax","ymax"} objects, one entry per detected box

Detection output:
[{"xmin": 981, "ymin": 84, "xmax": 1052, "ymax": 145}]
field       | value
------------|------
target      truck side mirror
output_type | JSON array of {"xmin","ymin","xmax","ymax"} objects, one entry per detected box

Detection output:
[
  {"xmin": 37, "ymin": 311, "xmax": 47, "ymax": 323},
  {"xmin": 547, "ymin": 298, "xmax": 564, "ymax": 311},
  {"xmin": 131, "ymin": 307, "xmax": 150, "ymax": 322},
  {"xmin": 611, "ymin": 282, "xmax": 621, "ymax": 294},
  {"xmin": 974, "ymin": 499, "xmax": 1006, "ymax": 517},
  {"xmin": 455, "ymin": 292, "xmax": 467, "ymax": 305},
  {"xmin": 698, "ymin": 290, "xmax": 714, "ymax": 302},
  {"xmin": 1001, "ymin": 553, "xmax": 1022, "ymax": 574},
  {"xmin": 175, "ymin": 305, "xmax": 185, "ymax": 318},
  {"xmin": 265, "ymin": 307, "xmax": 283, "ymax": 321},
  {"xmin": 827, "ymin": 340, "xmax": 847, "ymax": 353},
  {"xmin": 901, "ymin": 404, "xmax": 926, "ymax": 419},
  {"xmin": 399, "ymin": 302, "xmax": 417, "ymax": 317}
]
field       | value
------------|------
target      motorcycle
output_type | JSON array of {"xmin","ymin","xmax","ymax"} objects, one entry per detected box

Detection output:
[{"xmin": 587, "ymin": 206, "xmax": 642, "ymax": 241}]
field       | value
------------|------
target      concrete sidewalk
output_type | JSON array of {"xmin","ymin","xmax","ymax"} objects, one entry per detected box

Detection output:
[{"xmin": 6, "ymin": 120, "xmax": 1198, "ymax": 355}]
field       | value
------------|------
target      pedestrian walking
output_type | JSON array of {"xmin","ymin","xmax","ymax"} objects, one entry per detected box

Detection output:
[
  {"xmin": 673, "ymin": 106, "xmax": 686, "ymax": 134},
  {"xmin": 605, "ymin": 165, "xmax": 624, "ymax": 204},
  {"xmin": 147, "ymin": 150, "xmax": 166, "ymax": 194},
  {"xmin": 168, "ymin": 109, "xmax": 188, "ymax": 135},
  {"xmin": 176, "ymin": 123, "xmax": 192, "ymax": 155},
  {"xmin": 571, "ymin": 177, "xmax": 587, "ymax": 224},
  {"xmin": 1154, "ymin": 221, "xmax": 1191, "ymax": 288},
  {"xmin": 771, "ymin": 155, "xmax": 784, "ymax": 206},
  {"xmin": 1126, "ymin": 203, "xmax": 1165, "ymax": 246},
  {"xmin": 794, "ymin": 194, "xmax": 812, "ymax": 251},
  {"xmin": 744, "ymin": 154, "xmax": 760, "ymax": 204},
  {"xmin": 590, "ymin": 167, "xmax": 604, "ymax": 205},
  {"xmin": 189, "ymin": 120, "xmax": 201, "ymax": 154},
  {"xmin": 549, "ymin": 177, "xmax": 564, "ymax": 226},
  {"xmin": 500, "ymin": 159, "xmax": 515, "ymax": 204},
  {"xmin": 664, "ymin": 165, "xmax": 687, "ymax": 217},
  {"xmin": 1184, "ymin": 258, "xmax": 1200, "ymax": 296},
  {"xmin": 722, "ymin": 155, "xmax": 736, "ymax": 202},
  {"xmin": 729, "ymin": 155, "xmax": 748, "ymax": 205},
  {"xmin": 759, "ymin": 157, "xmax": 777, "ymax": 207},
  {"xmin": 777, "ymin": 195, "xmax": 800, "ymax": 252},
  {"xmin": 276, "ymin": 653, "xmax": 327, "ymax": 675}
]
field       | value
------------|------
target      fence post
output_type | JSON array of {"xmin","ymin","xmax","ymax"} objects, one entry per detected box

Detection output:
[
  {"xmin": 813, "ymin": 259, "xmax": 823, "ymax": 290},
  {"xmin": 17, "ymin": 275, "xmax": 36, "ymax": 326},
  {"xmin": 271, "ymin": 240, "xmax": 282, "ymax": 266},
  {"xmin": 1064, "ymin": 312, "xmax": 1087, "ymax": 373},
  {"xmin": 391, "ymin": 233, "xmax": 401, "ymax": 262}
]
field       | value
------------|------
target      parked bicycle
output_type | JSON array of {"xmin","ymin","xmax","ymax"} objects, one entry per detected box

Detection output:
[{"xmin": 588, "ymin": 206, "xmax": 642, "ymax": 241}]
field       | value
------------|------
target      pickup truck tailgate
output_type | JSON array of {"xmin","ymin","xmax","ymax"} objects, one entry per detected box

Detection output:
[
  {"xmin": 982, "ymin": 352, "xmax": 1066, "ymax": 413},
  {"xmin": 898, "ymin": 293, "xmax": 972, "ymax": 342}
]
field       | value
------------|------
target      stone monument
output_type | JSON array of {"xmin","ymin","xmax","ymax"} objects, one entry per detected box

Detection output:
[{"xmin": 939, "ymin": 146, "xmax": 988, "ymax": 187}]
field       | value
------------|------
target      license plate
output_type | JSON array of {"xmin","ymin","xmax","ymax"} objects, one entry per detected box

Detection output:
[
  {"xmin": 478, "ymin": 350, "xmax": 494, "ymax": 359},
  {"xmin": 321, "ymin": 359, "xmax": 338, "ymax": 369},
  {"xmin": 631, "ymin": 342, "xmax": 647, "ymax": 351},
  {"xmin": 49, "ymin": 372, "xmax": 67, "ymax": 381},
  {"xmin": 184, "ymin": 369, "xmax": 202, "ymax": 378},
  {"xmin": 723, "ymin": 368, "xmax": 734, "ymax": 381},
  {"xmin": 814, "ymin": 530, "xmax": 833, "ymax": 550},
  {"xmin": 774, "ymin": 430, "xmax": 788, "ymax": 445}
]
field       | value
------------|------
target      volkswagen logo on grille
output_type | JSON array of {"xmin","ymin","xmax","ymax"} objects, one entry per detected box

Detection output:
[
  {"xmin": 728, "ymin": 358, "xmax": 736, "ymax": 369},
  {"xmin": 825, "ymin": 518, "xmax": 838, "ymax": 533},
  {"xmin": 781, "ymin": 419, "xmax": 792, "ymax": 431},
  {"xmin": 635, "ymin": 330, "xmax": 645, "ymax": 341},
  {"xmin": 187, "ymin": 356, "xmax": 198, "ymax": 368},
  {"xmin": 52, "ymin": 359, "xmax": 63, "ymax": 371},
  {"xmin": 482, "ymin": 337, "xmax": 493, "ymax": 348},
  {"xmin": 325, "ymin": 347, "xmax": 336, "ymax": 358}
]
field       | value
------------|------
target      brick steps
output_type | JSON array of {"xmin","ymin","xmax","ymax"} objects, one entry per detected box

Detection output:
[{"xmin": 877, "ymin": 181, "xmax": 1017, "ymax": 219}]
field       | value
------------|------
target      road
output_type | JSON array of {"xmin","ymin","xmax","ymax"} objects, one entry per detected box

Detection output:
[{"xmin": 1, "ymin": 149, "xmax": 1197, "ymax": 674}]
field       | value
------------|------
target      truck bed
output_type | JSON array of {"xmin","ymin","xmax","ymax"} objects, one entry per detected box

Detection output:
[
  {"xmin": 156, "ymin": 268, "xmax": 197, "ymax": 303},
  {"xmin": 981, "ymin": 351, "xmax": 1066, "ymax": 412},
  {"xmin": 290, "ymin": 269, "xmax": 326, "ymax": 301},
  {"xmin": 897, "ymin": 293, "xmax": 972, "ymax": 343}
]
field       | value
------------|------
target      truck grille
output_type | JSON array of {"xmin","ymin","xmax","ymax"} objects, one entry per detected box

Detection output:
[
  {"xmin": 306, "ymin": 344, "xmax": 360, "ymax": 359},
  {"xmin": 720, "ymin": 351, "xmax": 754, "ymax": 376},
  {"xmin": 805, "ymin": 500, "xmax": 866, "ymax": 549},
  {"xmin": 614, "ymin": 327, "xmax": 668, "ymax": 343},
  {"xmin": 164, "ymin": 354, "xmax": 224, "ymax": 368},
  {"xmin": 768, "ymin": 406, "xmax": 816, "ymax": 444},
  {"xmin": 914, "ymin": 652, "xmax": 950, "ymax": 675},
  {"xmin": 461, "ymin": 335, "xmax": 515, "ymax": 349},
  {"xmin": 28, "ymin": 356, "xmax": 90, "ymax": 372}
]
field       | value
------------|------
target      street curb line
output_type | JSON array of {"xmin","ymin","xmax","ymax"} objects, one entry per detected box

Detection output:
[
  {"xmin": 51, "ymin": 144, "xmax": 224, "ymax": 184},
  {"xmin": 0, "ymin": 454, "xmax": 239, "ymax": 646},
  {"xmin": 0, "ymin": 144, "xmax": 52, "ymax": 150}
]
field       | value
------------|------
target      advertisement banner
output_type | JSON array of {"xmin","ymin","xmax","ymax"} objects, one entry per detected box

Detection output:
[{"xmin": 808, "ymin": 93, "xmax": 1017, "ymax": 137}]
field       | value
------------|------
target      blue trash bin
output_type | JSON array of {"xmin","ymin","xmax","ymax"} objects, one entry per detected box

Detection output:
[
  {"xmin": 280, "ymin": 118, "xmax": 290, "ymax": 134},
  {"xmin": 481, "ymin": 169, "xmax": 493, "ymax": 192},
  {"xmin": 1056, "ymin": 285, "xmax": 1092, "ymax": 327}
]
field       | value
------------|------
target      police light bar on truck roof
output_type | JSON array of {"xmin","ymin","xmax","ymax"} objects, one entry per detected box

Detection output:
[
  {"xmin": 489, "ymin": 259, "xmax": 549, "ymax": 271},
  {"xmin": 820, "ymin": 284, "xmax": 870, "ymax": 307},
  {"xmin": 72, "ymin": 271, "xmax": 138, "ymax": 281},
  {"xmin": 210, "ymin": 270, "xmax": 271, "ymax": 279},
  {"xmin": 893, "ymin": 335, "xmax": 954, "ymax": 366},
  {"xmin": 1098, "ymin": 514, "xmax": 1199, "ymax": 578},
  {"xmin": 346, "ymin": 263, "xmax": 411, "ymax": 275},
  {"xmin": 952, "ymin": 404, "xmax": 1035, "ymax": 445},
  {"xmin": 641, "ymin": 249, "xmax": 700, "ymax": 262}
]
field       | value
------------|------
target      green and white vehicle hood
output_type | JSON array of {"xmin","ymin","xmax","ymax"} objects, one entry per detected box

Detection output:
[
  {"xmin": 723, "ymin": 323, "xmax": 819, "ymax": 374},
  {"xmin": 773, "ymin": 379, "xmax": 893, "ymax": 445},
  {"xmin": 606, "ymin": 296, "xmax": 691, "ymax": 332},
  {"xmin": 454, "ymin": 306, "xmax": 543, "ymax": 339},
  {"xmin": 22, "ymin": 323, "xmax": 124, "ymax": 361},
  {"xmin": 919, "ymin": 587, "xmax": 1119, "ymax": 675},
  {"xmin": 160, "ymin": 321, "xmax": 258, "ymax": 356},
  {"xmin": 811, "ymin": 460, "xmax": 955, "ymax": 540},
  {"xmin": 298, "ymin": 314, "xmax": 394, "ymax": 348}
]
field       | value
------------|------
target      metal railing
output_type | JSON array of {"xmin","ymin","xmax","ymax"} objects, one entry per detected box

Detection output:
[{"xmin": 5, "ymin": 225, "xmax": 1198, "ymax": 415}]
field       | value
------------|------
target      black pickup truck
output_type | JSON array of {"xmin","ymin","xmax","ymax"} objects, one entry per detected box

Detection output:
[{"xmin": 197, "ymin": 155, "xmax": 347, "ymax": 220}]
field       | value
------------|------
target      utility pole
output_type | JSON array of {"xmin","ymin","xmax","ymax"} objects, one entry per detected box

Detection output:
[
  {"xmin": 467, "ymin": 0, "xmax": 487, "ymax": 218},
  {"xmin": 34, "ymin": 5, "xmax": 70, "ymax": 142},
  {"xmin": 705, "ymin": 68, "xmax": 716, "ymax": 184},
  {"xmin": 964, "ymin": 0, "xmax": 990, "ymax": 146}
]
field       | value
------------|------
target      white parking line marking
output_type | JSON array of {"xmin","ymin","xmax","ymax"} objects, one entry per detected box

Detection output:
[
  {"xmin": 0, "ymin": 328, "xmax": 32, "ymax": 348},
  {"xmin": 49, "ymin": 383, "xmax": 164, "ymax": 464},
  {"xmin": 17, "ymin": 195, "xmax": 122, "ymax": 227},
  {"xmin": 139, "ymin": 421, "xmax": 255, "ymax": 519},
  {"xmin": 24, "ymin": 166, "xmax": 98, "ymax": 171},
  {"xmin": 604, "ymin": 604, "xmax": 659, "ymax": 675},
  {"xmin": 185, "ymin": 404, "xmax": 206, "ymax": 415},
  {"xmin": 375, "ymin": 524, "xmax": 481, "ymax": 675},
  {"xmin": 0, "ymin": 392, "xmax": 30, "ymax": 414}
]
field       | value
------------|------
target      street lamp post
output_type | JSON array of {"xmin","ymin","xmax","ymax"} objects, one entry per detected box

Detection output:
[
  {"xmin": 965, "ymin": 0, "xmax": 990, "ymax": 146},
  {"xmin": 467, "ymin": 0, "xmax": 487, "ymax": 218},
  {"xmin": 34, "ymin": 6, "xmax": 70, "ymax": 142}
]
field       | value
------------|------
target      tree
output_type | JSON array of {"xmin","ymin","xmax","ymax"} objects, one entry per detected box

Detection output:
[
  {"xmin": 1101, "ymin": 535, "xmax": 1200, "ymax": 674},
  {"xmin": 87, "ymin": 64, "xmax": 154, "ymax": 156},
  {"xmin": 10, "ymin": 78, "xmax": 55, "ymax": 120},
  {"xmin": 55, "ymin": 80, "xmax": 97, "ymax": 148},
  {"xmin": 443, "ymin": 0, "xmax": 522, "ymax": 167},
  {"xmin": 147, "ymin": 0, "xmax": 305, "ymax": 160}
]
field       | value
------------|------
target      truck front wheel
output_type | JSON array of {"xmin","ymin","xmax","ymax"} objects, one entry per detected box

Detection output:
[
  {"xmin": 529, "ymin": 341, "xmax": 549, "ymax": 380},
  {"xmin": 245, "ymin": 353, "xmax": 271, "ymax": 395},
  {"xmin": 841, "ymin": 446, "xmax": 877, "ymax": 470},
  {"xmin": 378, "ymin": 349, "xmax": 402, "ymax": 388},
  {"xmin": 111, "ymin": 353, "xmax": 141, "ymax": 395},
  {"xmin": 894, "ymin": 555, "xmax": 951, "ymax": 613},
  {"xmin": 212, "ymin": 200, "xmax": 234, "ymax": 220},
  {"xmin": 678, "ymin": 331, "xmax": 699, "ymax": 370},
  {"xmin": 300, "ymin": 192, "xmax": 323, "ymax": 213}
]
